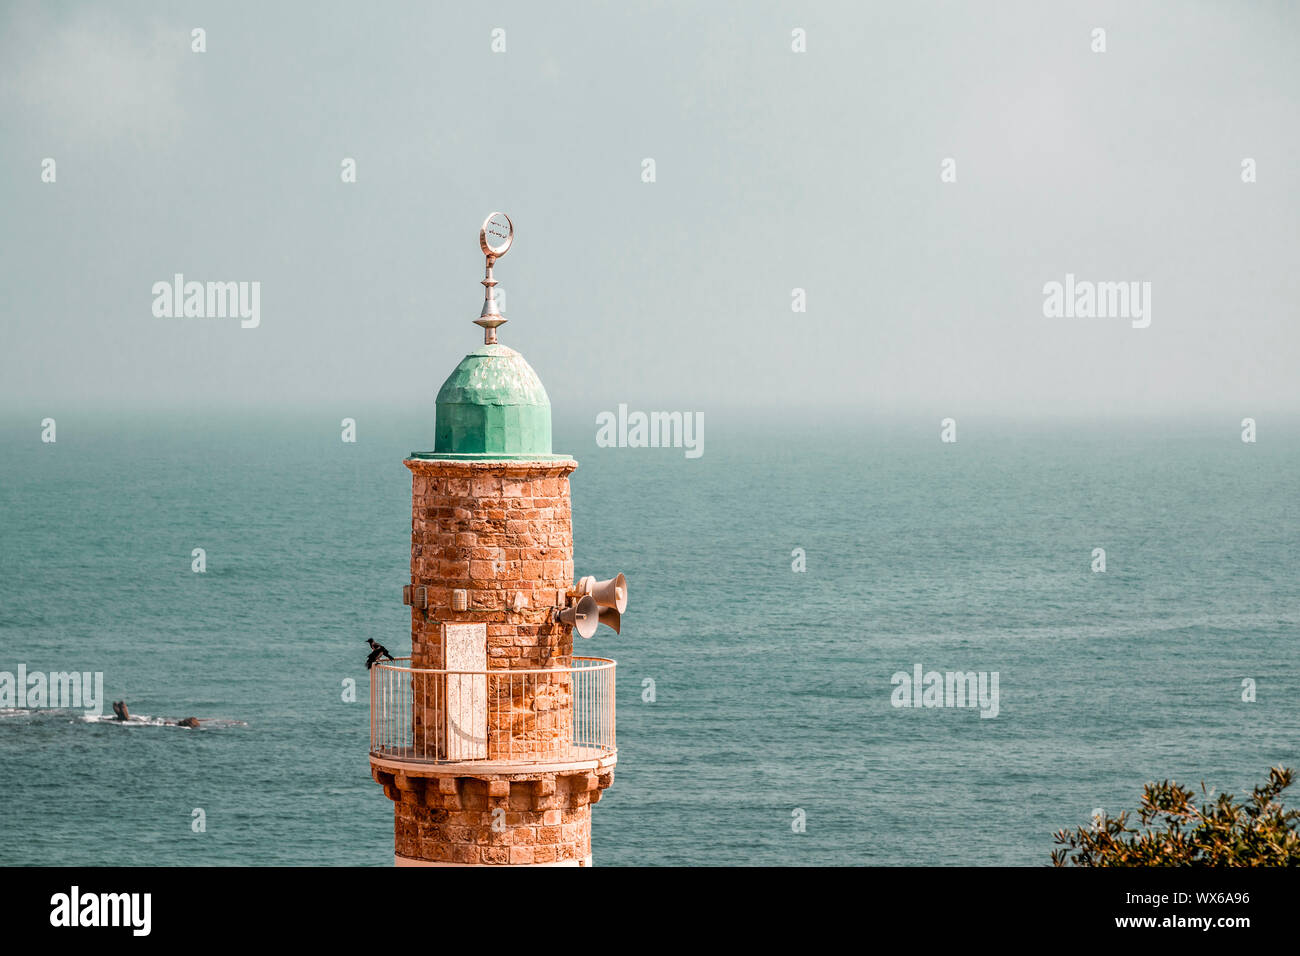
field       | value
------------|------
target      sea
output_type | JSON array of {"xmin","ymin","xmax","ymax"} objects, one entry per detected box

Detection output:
[{"xmin": 1, "ymin": 410, "xmax": 1297, "ymax": 865}]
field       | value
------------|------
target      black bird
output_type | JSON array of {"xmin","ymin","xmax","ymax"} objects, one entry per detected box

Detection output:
[{"xmin": 365, "ymin": 638, "xmax": 394, "ymax": 670}]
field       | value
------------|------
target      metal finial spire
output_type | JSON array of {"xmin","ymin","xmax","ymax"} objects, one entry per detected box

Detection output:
[{"xmin": 475, "ymin": 212, "xmax": 513, "ymax": 345}]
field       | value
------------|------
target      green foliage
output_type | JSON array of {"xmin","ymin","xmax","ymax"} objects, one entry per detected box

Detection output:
[{"xmin": 1052, "ymin": 766, "xmax": 1300, "ymax": 866}]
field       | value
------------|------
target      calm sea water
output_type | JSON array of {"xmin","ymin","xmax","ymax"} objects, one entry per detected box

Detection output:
[{"xmin": 1, "ymin": 412, "xmax": 1297, "ymax": 865}]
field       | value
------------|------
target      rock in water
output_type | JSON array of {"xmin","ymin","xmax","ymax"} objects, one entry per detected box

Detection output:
[
  {"xmin": 176, "ymin": 717, "xmax": 200, "ymax": 728},
  {"xmin": 112, "ymin": 701, "xmax": 130, "ymax": 721}
]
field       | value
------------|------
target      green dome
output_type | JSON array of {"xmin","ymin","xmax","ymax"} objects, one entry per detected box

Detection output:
[{"xmin": 429, "ymin": 344, "xmax": 554, "ymax": 458}]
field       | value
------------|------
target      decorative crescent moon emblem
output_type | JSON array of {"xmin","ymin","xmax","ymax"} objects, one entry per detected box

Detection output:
[
  {"xmin": 480, "ymin": 212, "xmax": 513, "ymax": 257},
  {"xmin": 475, "ymin": 213, "xmax": 512, "ymax": 344}
]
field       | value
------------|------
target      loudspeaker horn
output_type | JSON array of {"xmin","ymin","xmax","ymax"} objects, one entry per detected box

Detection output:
[
  {"xmin": 598, "ymin": 605, "xmax": 621, "ymax": 635},
  {"xmin": 583, "ymin": 572, "xmax": 628, "ymax": 613},
  {"xmin": 555, "ymin": 594, "xmax": 599, "ymax": 639}
]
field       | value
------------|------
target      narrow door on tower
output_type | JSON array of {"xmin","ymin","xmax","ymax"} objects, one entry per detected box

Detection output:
[{"xmin": 443, "ymin": 622, "xmax": 487, "ymax": 759}]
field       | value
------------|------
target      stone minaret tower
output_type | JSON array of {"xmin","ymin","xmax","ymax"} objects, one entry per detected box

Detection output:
[{"xmin": 369, "ymin": 214, "xmax": 619, "ymax": 866}]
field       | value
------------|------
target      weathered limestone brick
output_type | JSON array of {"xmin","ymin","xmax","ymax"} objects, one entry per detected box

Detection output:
[
  {"xmin": 389, "ymin": 771, "xmax": 604, "ymax": 866},
  {"xmin": 405, "ymin": 459, "xmax": 579, "ymax": 762},
  {"xmin": 377, "ymin": 452, "xmax": 613, "ymax": 866}
]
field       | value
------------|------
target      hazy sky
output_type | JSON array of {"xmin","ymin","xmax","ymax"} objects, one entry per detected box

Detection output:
[{"xmin": 2, "ymin": 0, "xmax": 1297, "ymax": 419}]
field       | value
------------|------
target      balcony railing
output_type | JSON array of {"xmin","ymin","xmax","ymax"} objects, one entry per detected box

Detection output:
[{"xmin": 369, "ymin": 657, "xmax": 616, "ymax": 765}]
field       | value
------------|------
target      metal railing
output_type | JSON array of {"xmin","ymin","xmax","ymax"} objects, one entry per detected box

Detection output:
[{"xmin": 369, "ymin": 657, "xmax": 615, "ymax": 765}]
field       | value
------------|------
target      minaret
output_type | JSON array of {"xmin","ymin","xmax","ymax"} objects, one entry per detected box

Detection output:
[{"xmin": 369, "ymin": 213, "xmax": 622, "ymax": 866}]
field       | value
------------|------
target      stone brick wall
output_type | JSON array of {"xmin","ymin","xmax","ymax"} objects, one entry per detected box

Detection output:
[
  {"xmin": 379, "ymin": 770, "xmax": 611, "ymax": 866},
  {"xmin": 371, "ymin": 455, "xmax": 615, "ymax": 866},
  {"xmin": 405, "ymin": 459, "xmax": 578, "ymax": 760}
]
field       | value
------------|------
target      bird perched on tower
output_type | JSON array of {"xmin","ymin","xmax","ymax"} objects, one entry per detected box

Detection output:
[{"xmin": 365, "ymin": 638, "xmax": 393, "ymax": 669}]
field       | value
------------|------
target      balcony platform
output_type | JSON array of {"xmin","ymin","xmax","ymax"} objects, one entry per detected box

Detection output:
[
  {"xmin": 369, "ymin": 656, "xmax": 615, "ymax": 784},
  {"xmin": 370, "ymin": 746, "xmax": 617, "ymax": 780}
]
